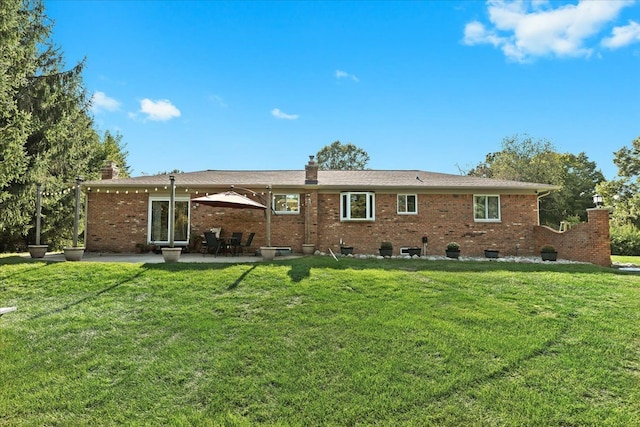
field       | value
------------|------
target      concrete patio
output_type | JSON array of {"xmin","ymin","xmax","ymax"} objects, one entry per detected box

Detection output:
[{"xmin": 19, "ymin": 251, "xmax": 302, "ymax": 264}]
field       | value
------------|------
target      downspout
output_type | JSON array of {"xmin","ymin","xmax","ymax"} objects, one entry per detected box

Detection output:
[{"xmin": 536, "ymin": 191, "xmax": 552, "ymax": 226}]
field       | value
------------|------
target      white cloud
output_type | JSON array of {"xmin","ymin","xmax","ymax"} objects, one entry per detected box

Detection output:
[
  {"xmin": 210, "ymin": 94, "xmax": 228, "ymax": 108},
  {"xmin": 91, "ymin": 91, "xmax": 120, "ymax": 113},
  {"xmin": 463, "ymin": 0, "xmax": 635, "ymax": 62},
  {"xmin": 139, "ymin": 98, "xmax": 181, "ymax": 121},
  {"xmin": 335, "ymin": 69, "xmax": 360, "ymax": 83},
  {"xmin": 271, "ymin": 108, "xmax": 299, "ymax": 120},
  {"xmin": 602, "ymin": 20, "xmax": 640, "ymax": 48}
]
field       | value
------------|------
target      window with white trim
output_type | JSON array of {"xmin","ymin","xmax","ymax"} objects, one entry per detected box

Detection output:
[
  {"xmin": 148, "ymin": 196, "xmax": 190, "ymax": 244},
  {"xmin": 474, "ymin": 195, "xmax": 501, "ymax": 221},
  {"xmin": 397, "ymin": 194, "xmax": 417, "ymax": 214},
  {"xmin": 341, "ymin": 192, "xmax": 375, "ymax": 221},
  {"xmin": 273, "ymin": 194, "xmax": 300, "ymax": 214}
]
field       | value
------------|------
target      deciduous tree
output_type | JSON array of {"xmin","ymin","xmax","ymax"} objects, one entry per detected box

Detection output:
[
  {"xmin": 468, "ymin": 135, "xmax": 604, "ymax": 227},
  {"xmin": 597, "ymin": 136, "xmax": 640, "ymax": 227},
  {"xmin": 316, "ymin": 141, "xmax": 369, "ymax": 170}
]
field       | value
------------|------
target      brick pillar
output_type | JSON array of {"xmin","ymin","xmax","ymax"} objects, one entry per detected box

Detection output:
[
  {"xmin": 305, "ymin": 156, "xmax": 318, "ymax": 184},
  {"xmin": 101, "ymin": 161, "xmax": 119, "ymax": 180},
  {"xmin": 586, "ymin": 208, "xmax": 611, "ymax": 267}
]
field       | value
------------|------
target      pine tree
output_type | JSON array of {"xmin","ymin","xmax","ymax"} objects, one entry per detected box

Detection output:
[{"xmin": 0, "ymin": 0, "xmax": 102, "ymax": 251}]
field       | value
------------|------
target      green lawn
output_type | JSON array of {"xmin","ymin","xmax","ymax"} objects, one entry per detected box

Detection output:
[
  {"xmin": 612, "ymin": 255, "xmax": 640, "ymax": 266},
  {"xmin": 1, "ymin": 256, "xmax": 639, "ymax": 426}
]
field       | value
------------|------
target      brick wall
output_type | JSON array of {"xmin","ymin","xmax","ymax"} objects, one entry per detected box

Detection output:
[
  {"xmin": 87, "ymin": 190, "xmax": 278, "ymax": 253},
  {"xmin": 86, "ymin": 192, "xmax": 148, "ymax": 252},
  {"xmin": 534, "ymin": 208, "xmax": 611, "ymax": 266},
  {"xmin": 316, "ymin": 192, "xmax": 540, "ymax": 256},
  {"xmin": 86, "ymin": 190, "xmax": 541, "ymax": 255},
  {"xmin": 87, "ymin": 189, "xmax": 609, "ymax": 265}
]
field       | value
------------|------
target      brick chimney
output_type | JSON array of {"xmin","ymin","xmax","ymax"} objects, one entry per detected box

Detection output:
[
  {"xmin": 101, "ymin": 161, "xmax": 120, "ymax": 180},
  {"xmin": 305, "ymin": 155, "xmax": 318, "ymax": 185}
]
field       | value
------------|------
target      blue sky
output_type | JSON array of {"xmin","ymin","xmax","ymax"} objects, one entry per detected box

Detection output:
[{"xmin": 45, "ymin": 0, "xmax": 640, "ymax": 179}]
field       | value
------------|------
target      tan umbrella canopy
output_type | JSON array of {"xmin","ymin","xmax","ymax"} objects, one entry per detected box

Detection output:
[{"xmin": 192, "ymin": 191, "xmax": 267, "ymax": 210}]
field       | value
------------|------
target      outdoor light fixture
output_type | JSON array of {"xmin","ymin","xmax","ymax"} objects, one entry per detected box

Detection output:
[{"xmin": 593, "ymin": 194, "xmax": 604, "ymax": 208}]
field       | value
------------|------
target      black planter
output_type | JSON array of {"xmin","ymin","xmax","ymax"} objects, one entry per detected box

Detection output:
[
  {"xmin": 541, "ymin": 251, "xmax": 558, "ymax": 261},
  {"xmin": 379, "ymin": 248, "xmax": 393, "ymax": 257},
  {"xmin": 340, "ymin": 246, "xmax": 354, "ymax": 255},
  {"xmin": 407, "ymin": 248, "xmax": 421, "ymax": 257},
  {"xmin": 484, "ymin": 249, "xmax": 499, "ymax": 259},
  {"xmin": 445, "ymin": 250, "xmax": 460, "ymax": 259}
]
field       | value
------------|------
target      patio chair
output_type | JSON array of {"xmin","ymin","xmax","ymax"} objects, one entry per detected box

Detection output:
[
  {"xmin": 228, "ymin": 232, "xmax": 243, "ymax": 256},
  {"xmin": 203, "ymin": 231, "xmax": 224, "ymax": 257},
  {"xmin": 240, "ymin": 232, "xmax": 255, "ymax": 255}
]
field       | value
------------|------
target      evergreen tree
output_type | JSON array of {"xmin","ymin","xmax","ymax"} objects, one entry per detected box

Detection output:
[
  {"xmin": 98, "ymin": 130, "xmax": 131, "ymax": 178},
  {"xmin": 0, "ymin": 0, "xmax": 102, "ymax": 251}
]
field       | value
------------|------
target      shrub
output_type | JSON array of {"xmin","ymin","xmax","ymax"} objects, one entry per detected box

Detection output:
[
  {"xmin": 610, "ymin": 223, "xmax": 640, "ymax": 255},
  {"xmin": 380, "ymin": 241, "xmax": 393, "ymax": 250},
  {"xmin": 446, "ymin": 242, "xmax": 460, "ymax": 251},
  {"xmin": 540, "ymin": 245, "xmax": 556, "ymax": 253}
]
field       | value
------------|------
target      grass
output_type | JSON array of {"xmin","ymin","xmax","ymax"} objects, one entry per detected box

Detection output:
[
  {"xmin": 612, "ymin": 254, "xmax": 640, "ymax": 266},
  {"xmin": 1, "ymin": 256, "xmax": 640, "ymax": 426}
]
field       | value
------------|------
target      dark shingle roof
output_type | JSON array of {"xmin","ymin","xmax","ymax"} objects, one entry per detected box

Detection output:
[{"xmin": 84, "ymin": 169, "xmax": 558, "ymax": 193}]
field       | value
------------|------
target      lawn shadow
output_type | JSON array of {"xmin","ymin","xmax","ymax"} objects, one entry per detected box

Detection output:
[
  {"xmin": 287, "ymin": 263, "xmax": 311, "ymax": 283},
  {"xmin": 227, "ymin": 265, "xmax": 257, "ymax": 290},
  {"xmin": 0, "ymin": 259, "xmax": 56, "ymax": 282},
  {"xmin": 274, "ymin": 256, "xmax": 615, "ymax": 276},
  {"xmin": 141, "ymin": 262, "xmax": 259, "ymax": 290},
  {"xmin": 0, "ymin": 255, "xmax": 35, "ymax": 265},
  {"xmin": 29, "ymin": 270, "xmax": 146, "ymax": 321}
]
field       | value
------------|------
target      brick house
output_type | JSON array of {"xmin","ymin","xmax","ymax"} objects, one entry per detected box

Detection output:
[{"xmin": 82, "ymin": 157, "xmax": 610, "ymax": 265}]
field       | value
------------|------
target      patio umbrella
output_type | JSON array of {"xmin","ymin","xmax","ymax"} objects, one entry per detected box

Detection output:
[{"xmin": 192, "ymin": 191, "xmax": 267, "ymax": 210}]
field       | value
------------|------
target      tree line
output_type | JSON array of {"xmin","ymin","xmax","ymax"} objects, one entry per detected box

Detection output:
[
  {"xmin": 318, "ymin": 137, "xmax": 640, "ymax": 255},
  {"xmin": 1, "ymin": 1, "xmax": 638, "ymax": 254}
]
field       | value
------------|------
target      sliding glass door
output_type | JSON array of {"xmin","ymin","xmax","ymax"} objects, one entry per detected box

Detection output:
[{"xmin": 148, "ymin": 197, "xmax": 190, "ymax": 244}]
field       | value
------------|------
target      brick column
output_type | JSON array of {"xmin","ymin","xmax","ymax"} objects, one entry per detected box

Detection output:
[{"xmin": 586, "ymin": 208, "xmax": 611, "ymax": 267}]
